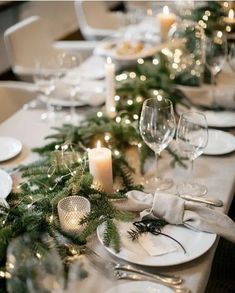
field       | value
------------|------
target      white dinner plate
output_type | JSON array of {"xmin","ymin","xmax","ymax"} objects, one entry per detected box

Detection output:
[
  {"xmin": 0, "ymin": 169, "xmax": 12, "ymax": 199},
  {"xmin": 106, "ymin": 281, "xmax": 173, "ymax": 293},
  {"xmin": 204, "ymin": 129, "xmax": 235, "ymax": 155},
  {"xmin": 97, "ymin": 222, "xmax": 216, "ymax": 267},
  {"xmin": 0, "ymin": 137, "xmax": 22, "ymax": 162},
  {"xmin": 94, "ymin": 39, "xmax": 159, "ymax": 61},
  {"xmin": 176, "ymin": 104, "xmax": 235, "ymax": 128}
]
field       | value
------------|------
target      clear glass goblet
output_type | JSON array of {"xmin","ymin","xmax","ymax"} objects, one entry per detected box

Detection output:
[
  {"xmin": 139, "ymin": 97, "xmax": 176, "ymax": 192},
  {"xmin": 34, "ymin": 58, "xmax": 59, "ymax": 122},
  {"xmin": 7, "ymin": 233, "xmax": 65, "ymax": 293},
  {"xmin": 177, "ymin": 111, "xmax": 208, "ymax": 196},
  {"xmin": 57, "ymin": 52, "xmax": 83, "ymax": 124},
  {"xmin": 228, "ymin": 43, "xmax": 235, "ymax": 72},
  {"xmin": 206, "ymin": 31, "xmax": 227, "ymax": 106}
]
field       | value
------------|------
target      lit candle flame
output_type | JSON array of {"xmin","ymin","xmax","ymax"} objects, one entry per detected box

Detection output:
[
  {"xmin": 217, "ymin": 30, "xmax": 223, "ymax": 38},
  {"xmin": 163, "ymin": 6, "xmax": 170, "ymax": 15},
  {"xmin": 107, "ymin": 57, "xmax": 112, "ymax": 64},
  {"xmin": 228, "ymin": 9, "xmax": 234, "ymax": 19},
  {"xmin": 96, "ymin": 140, "xmax": 101, "ymax": 148}
]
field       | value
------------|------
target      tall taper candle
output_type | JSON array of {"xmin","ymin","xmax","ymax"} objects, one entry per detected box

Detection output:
[
  {"xmin": 105, "ymin": 57, "xmax": 116, "ymax": 118},
  {"xmin": 88, "ymin": 141, "xmax": 113, "ymax": 193}
]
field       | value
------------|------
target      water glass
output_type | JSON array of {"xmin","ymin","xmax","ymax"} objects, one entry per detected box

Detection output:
[
  {"xmin": 34, "ymin": 58, "xmax": 60, "ymax": 122},
  {"xmin": 57, "ymin": 52, "xmax": 82, "ymax": 124},
  {"xmin": 228, "ymin": 43, "xmax": 235, "ymax": 72},
  {"xmin": 177, "ymin": 111, "xmax": 208, "ymax": 196},
  {"xmin": 206, "ymin": 31, "xmax": 227, "ymax": 105}
]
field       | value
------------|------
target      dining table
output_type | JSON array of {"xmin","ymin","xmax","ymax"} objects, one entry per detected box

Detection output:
[{"xmin": 1, "ymin": 22, "xmax": 235, "ymax": 293}]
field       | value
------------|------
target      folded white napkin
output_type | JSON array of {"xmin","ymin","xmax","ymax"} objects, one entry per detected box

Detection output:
[
  {"xmin": 115, "ymin": 191, "xmax": 235, "ymax": 243},
  {"xmin": 178, "ymin": 69, "xmax": 235, "ymax": 109},
  {"xmin": 115, "ymin": 190, "xmax": 153, "ymax": 212},
  {"xmin": 138, "ymin": 229, "xmax": 177, "ymax": 256}
]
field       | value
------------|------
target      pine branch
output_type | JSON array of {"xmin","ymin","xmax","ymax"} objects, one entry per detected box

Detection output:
[{"xmin": 103, "ymin": 219, "xmax": 121, "ymax": 253}]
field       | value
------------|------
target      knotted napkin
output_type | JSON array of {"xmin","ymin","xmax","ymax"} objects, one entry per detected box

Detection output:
[
  {"xmin": 178, "ymin": 84, "xmax": 235, "ymax": 109},
  {"xmin": 178, "ymin": 68, "xmax": 235, "ymax": 109},
  {"xmin": 115, "ymin": 190, "xmax": 235, "ymax": 243}
]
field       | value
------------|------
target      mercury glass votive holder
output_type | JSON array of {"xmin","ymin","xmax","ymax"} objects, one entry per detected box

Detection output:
[{"xmin": 57, "ymin": 196, "xmax": 90, "ymax": 233}]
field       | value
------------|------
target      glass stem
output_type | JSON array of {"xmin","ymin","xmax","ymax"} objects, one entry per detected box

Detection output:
[
  {"xmin": 188, "ymin": 159, "xmax": 194, "ymax": 183},
  {"xmin": 155, "ymin": 152, "xmax": 159, "ymax": 179},
  {"xmin": 47, "ymin": 99, "xmax": 52, "ymax": 117},
  {"xmin": 211, "ymin": 71, "xmax": 216, "ymax": 106}
]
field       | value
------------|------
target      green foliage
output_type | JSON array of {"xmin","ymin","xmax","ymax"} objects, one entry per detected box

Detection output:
[
  {"xmin": 103, "ymin": 219, "xmax": 121, "ymax": 253},
  {"xmin": 189, "ymin": 1, "xmax": 226, "ymax": 35},
  {"xmin": 1, "ymin": 3, "xmax": 226, "ymax": 288},
  {"xmin": 0, "ymin": 148, "xmax": 136, "ymax": 289}
]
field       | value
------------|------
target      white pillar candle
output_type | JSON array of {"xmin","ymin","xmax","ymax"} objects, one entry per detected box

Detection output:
[
  {"xmin": 88, "ymin": 141, "xmax": 113, "ymax": 193},
  {"xmin": 105, "ymin": 57, "xmax": 116, "ymax": 118},
  {"xmin": 157, "ymin": 6, "xmax": 176, "ymax": 42},
  {"xmin": 224, "ymin": 9, "xmax": 235, "ymax": 24}
]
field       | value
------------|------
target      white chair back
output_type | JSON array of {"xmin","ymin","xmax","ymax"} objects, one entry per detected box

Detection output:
[
  {"xmin": 0, "ymin": 81, "xmax": 37, "ymax": 123},
  {"xmin": 74, "ymin": 1, "xmax": 122, "ymax": 40},
  {"xmin": 4, "ymin": 16, "xmax": 61, "ymax": 80}
]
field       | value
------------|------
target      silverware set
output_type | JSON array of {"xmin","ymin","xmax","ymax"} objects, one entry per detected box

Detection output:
[
  {"xmin": 86, "ymin": 248, "xmax": 191, "ymax": 292},
  {"xmin": 114, "ymin": 271, "xmax": 190, "ymax": 293}
]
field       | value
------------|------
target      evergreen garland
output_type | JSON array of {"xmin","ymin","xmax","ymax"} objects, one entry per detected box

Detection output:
[{"xmin": 1, "ymin": 2, "xmax": 231, "ymax": 290}]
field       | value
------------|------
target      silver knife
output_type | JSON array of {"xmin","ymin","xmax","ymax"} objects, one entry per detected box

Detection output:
[{"xmin": 180, "ymin": 194, "xmax": 223, "ymax": 207}]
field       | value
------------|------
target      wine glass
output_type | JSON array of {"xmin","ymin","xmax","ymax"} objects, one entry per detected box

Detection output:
[
  {"xmin": 139, "ymin": 97, "xmax": 176, "ymax": 192},
  {"xmin": 7, "ymin": 233, "xmax": 65, "ymax": 293},
  {"xmin": 67, "ymin": 254, "xmax": 118, "ymax": 293},
  {"xmin": 34, "ymin": 58, "xmax": 60, "ymax": 122},
  {"xmin": 228, "ymin": 43, "xmax": 235, "ymax": 72},
  {"xmin": 57, "ymin": 52, "xmax": 82, "ymax": 124},
  {"xmin": 206, "ymin": 31, "xmax": 227, "ymax": 106},
  {"xmin": 176, "ymin": 111, "xmax": 208, "ymax": 196}
]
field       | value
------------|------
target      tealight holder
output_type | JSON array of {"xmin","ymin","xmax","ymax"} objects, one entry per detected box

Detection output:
[{"xmin": 57, "ymin": 196, "xmax": 90, "ymax": 233}]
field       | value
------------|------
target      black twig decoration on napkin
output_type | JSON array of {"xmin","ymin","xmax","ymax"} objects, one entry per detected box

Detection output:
[{"xmin": 128, "ymin": 219, "xmax": 186, "ymax": 254}]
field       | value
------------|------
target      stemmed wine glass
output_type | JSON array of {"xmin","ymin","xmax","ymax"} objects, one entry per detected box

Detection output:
[
  {"xmin": 139, "ymin": 97, "xmax": 176, "ymax": 192},
  {"xmin": 177, "ymin": 111, "xmax": 208, "ymax": 196},
  {"xmin": 33, "ymin": 59, "xmax": 59, "ymax": 121},
  {"xmin": 228, "ymin": 43, "xmax": 235, "ymax": 72},
  {"xmin": 206, "ymin": 30, "xmax": 227, "ymax": 106},
  {"xmin": 7, "ymin": 233, "xmax": 65, "ymax": 293},
  {"xmin": 57, "ymin": 52, "xmax": 82, "ymax": 124}
]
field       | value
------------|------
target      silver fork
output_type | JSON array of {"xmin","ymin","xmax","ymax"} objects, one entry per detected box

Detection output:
[
  {"xmin": 86, "ymin": 248, "xmax": 183, "ymax": 285},
  {"xmin": 115, "ymin": 271, "xmax": 191, "ymax": 293},
  {"xmin": 114, "ymin": 263, "xmax": 182, "ymax": 285}
]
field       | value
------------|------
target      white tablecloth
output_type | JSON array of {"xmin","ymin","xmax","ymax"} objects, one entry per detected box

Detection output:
[{"xmin": 0, "ymin": 105, "xmax": 235, "ymax": 292}]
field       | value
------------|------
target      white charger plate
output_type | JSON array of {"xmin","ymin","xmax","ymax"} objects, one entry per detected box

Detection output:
[
  {"xmin": 106, "ymin": 281, "xmax": 173, "ymax": 293},
  {"xmin": 0, "ymin": 169, "xmax": 12, "ymax": 199},
  {"xmin": 0, "ymin": 137, "xmax": 22, "ymax": 162},
  {"xmin": 176, "ymin": 104, "xmax": 235, "ymax": 128},
  {"xmin": 97, "ymin": 222, "xmax": 216, "ymax": 267},
  {"xmin": 204, "ymin": 129, "xmax": 235, "ymax": 155}
]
